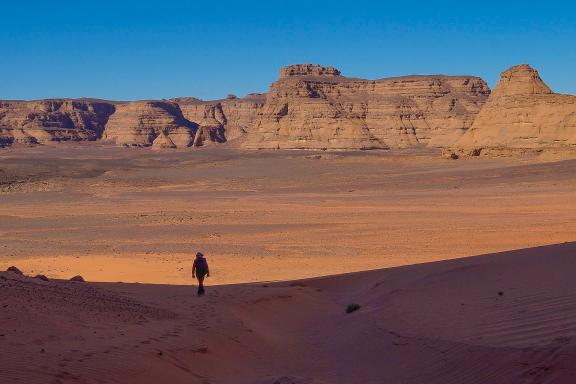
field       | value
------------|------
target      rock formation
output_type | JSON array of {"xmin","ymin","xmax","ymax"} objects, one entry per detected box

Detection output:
[
  {"xmin": 454, "ymin": 64, "xmax": 576, "ymax": 153},
  {"xmin": 0, "ymin": 94, "xmax": 265, "ymax": 149},
  {"xmin": 174, "ymin": 94, "xmax": 265, "ymax": 144},
  {"xmin": 103, "ymin": 101, "xmax": 197, "ymax": 148},
  {"xmin": 0, "ymin": 99, "xmax": 115, "ymax": 147},
  {"xmin": 241, "ymin": 64, "xmax": 490, "ymax": 150},
  {"xmin": 6, "ymin": 266, "xmax": 23, "ymax": 275}
]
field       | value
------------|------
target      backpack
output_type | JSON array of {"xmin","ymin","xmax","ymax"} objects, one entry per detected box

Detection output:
[{"xmin": 196, "ymin": 258, "xmax": 208, "ymax": 274}]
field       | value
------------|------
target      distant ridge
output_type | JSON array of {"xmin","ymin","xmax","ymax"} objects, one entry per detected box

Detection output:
[{"xmin": 2, "ymin": 63, "xmax": 575, "ymax": 153}]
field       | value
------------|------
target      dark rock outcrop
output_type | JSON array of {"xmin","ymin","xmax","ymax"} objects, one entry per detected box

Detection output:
[{"xmin": 6, "ymin": 266, "xmax": 23, "ymax": 275}]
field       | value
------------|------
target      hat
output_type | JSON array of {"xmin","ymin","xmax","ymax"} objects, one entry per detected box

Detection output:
[{"xmin": 196, "ymin": 252, "xmax": 204, "ymax": 257}]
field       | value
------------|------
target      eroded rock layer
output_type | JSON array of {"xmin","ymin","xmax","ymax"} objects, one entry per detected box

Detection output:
[
  {"xmin": 454, "ymin": 65, "xmax": 576, "ymax": 152},
  {"xmin": 241, "ymin": 64, "xmax": 490, "ymax": 149},
  {"xmin": 174, "ymin": 94, "xmax": 266, "ymax": 144},
  {"xmin": 0, "ymin": 99, "xmax": 115, "ymax": 146},
  {"xmin": 103, "ymin": 101, "xmax": 197, "ymax": 148},
  {"xmin": 0, "ymin": 94, "xmax": 265, "ymax": 149}
]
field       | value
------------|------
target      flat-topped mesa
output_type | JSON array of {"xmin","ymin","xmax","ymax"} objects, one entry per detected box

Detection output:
[
  {"xmin": 242, "ymin": 64, "xmax": 490, "ymax": 150},
  {"xmin": 491, "ymin": 64, "xmax": 553, "ymax": 97},
  {"xmin": 279, "ymin": 64, "xmax": 342, "ymax": 79},
  {"xmin": 452, "ymin": 64, "xmax": 576, "ymax": 154}
]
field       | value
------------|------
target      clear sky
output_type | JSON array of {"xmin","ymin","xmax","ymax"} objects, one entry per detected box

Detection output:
[{"xmin": 1, "ymin": 0, "xmax": 574, "ymax": 101}]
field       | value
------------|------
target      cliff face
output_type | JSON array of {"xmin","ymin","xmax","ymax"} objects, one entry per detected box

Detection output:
[
  {"xmin": 455, "ymin": 65, "xmax": 576, "ymax": 150},
  {"xmin": 241, "ymin": 64, "xmax": 490, "ymax": 150},
  {"xmin": 101, "ymin": 94, "xmax": 266, "ymax": 148},
  {"xmin": 175, "ymin": 94, "xmax": 265, "ymax": 144},
  {"xmin": 1, "ymin": 64, "xmax": 497, "ymax": 151},
  {"xmin": 0, "ymin": 94, "xmax": 264, "ymax": 149},
  {"xmin": 103, "ymin": 101, "xmax": 197, "ymax": 148},
  {"xmin": 0, "ymin": 99, "xmax": 115, "ymax": 147}
]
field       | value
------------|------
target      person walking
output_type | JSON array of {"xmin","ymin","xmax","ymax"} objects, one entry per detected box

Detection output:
[{"xmin": 192, "ymin": 252, "xmax": 210, "ymax": 296}]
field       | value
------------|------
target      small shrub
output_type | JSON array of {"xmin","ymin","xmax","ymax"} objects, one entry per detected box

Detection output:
[{"xmin": 345, "ymin": 303, "xmax": 361, "ymax": 314}]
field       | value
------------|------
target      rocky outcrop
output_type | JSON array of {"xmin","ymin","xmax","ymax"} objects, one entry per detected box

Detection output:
[
  {"xmin": 241, "ymin": 64, "xmax": 490, "ymax": 150},
  {"xmin": 0, "ymin": 99, "xmax": 115, "ymax": 146},
  {"xmin": 0, "ymin": 93, "xmax": 265, "ymax": 149},
  {"xmin": 151, "ymin": 132, "xmax": 177, "ymax": 149},
  {"xmin": 103, "ymin": 101, "xmax": 197, "ymax": 148},
  {"xmin": 6, "ymin": 266, "xmax": 23, "ymax": 275},
  {"xmin": 174, "ymin": 94, "xmax": 265, "ymax": 144},
  {"xmin": 454, "ymin": 65, "xmax": 576, "ymax": 153},
  {"xmin": 280, "ymin": 64, "xmax": 341, "ymax": 79}
]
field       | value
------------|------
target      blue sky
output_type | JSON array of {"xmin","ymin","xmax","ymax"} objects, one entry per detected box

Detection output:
[{"xmin": 1, "ymin": 1, "xmax": 574, "ymax": 100}]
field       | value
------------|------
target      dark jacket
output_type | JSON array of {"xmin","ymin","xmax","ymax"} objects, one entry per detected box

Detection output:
[{"xmin": 193, "ymin": 257, "xmax": 209, "ymax": 277}]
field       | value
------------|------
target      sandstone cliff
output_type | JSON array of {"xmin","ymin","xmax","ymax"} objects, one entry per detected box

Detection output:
[
  {"xmin": 174, "ymin": 94, "xmax": 265, "ymax": 144},
  {"xmin": 103, "ymin": 101, "xmax": 197, "ymax": 148},
  {"xmin": 0, "ymin": 99, "xmax": 115, "ymax": 147},
  {"xmin": 241, "ymin": 64, "xmax": 490, "ymax": 150},
  {"xmin": 454, "ymin": 64, "xmax": 576, "ymax": 152},
  {"xmin": 0, "ymin": 94, "xmax": 265, "ymax": 149}
]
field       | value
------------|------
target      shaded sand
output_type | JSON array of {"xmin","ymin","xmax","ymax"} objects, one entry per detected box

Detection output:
[
  {"xmin": 1, "ymin": 144, "xmax": 576, "ymax": 284},
  {"xmin": 2, "ymin": 242, "xmax": 576, "ymax": 383}
]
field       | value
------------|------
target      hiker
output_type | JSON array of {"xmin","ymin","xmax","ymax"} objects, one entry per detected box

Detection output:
[{"xmin": 192, "ymin": 252, "xmax": 210, "ymax": 296}]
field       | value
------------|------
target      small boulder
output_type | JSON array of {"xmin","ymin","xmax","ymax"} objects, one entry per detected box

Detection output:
[
  {"xmin": 34, "ymin": 274, "xmax": 49, "ymax": 282},
  {"xmin": 70, "ymin": 275, "xmax": 85, "ymax": 282},
  {"xmin": 6, "ymin": 266, "xmax": 23, "ymax": 275},
  {"xmin": 441, "ymin": 149, "xmax": 460, "ymax": 160}
]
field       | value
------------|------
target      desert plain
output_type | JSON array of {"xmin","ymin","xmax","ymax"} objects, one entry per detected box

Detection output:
[
  {"xmin": 1, "ymin": 143, "xmax": 576, "ymax": 383},
  {"xmin": 1, "ymin": 144, "xmax": 574, "ymax": 284}
]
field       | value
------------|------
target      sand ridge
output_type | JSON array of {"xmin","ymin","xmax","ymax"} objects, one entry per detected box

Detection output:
[{"xmin": 2, "ymin": 243, "xmax": 576, "ymax": 383}]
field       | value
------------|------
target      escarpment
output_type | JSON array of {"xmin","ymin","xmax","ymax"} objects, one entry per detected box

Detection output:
[
  {"xmin": 174, "ymin": 93, "xmax": 265, "ymax": 145},
  {"xmin": 452, "ymin": 64, "xmax": 576, "ymax": 154},
  {"xmin": 103, "ymin": 101, "xmax": 198, "ymax": 148},
  {"xmin": 102, "ymin": 94, "xmax": 265, "ymax": 148},
  {"xmin": 0, "ymin": 99, "xmax": 115, "ymax": 146},
  {"xmin": 241, "ymin": 64, "xmax": 490, "ymax": 150},
  {"xmin": 5, "ymin": 63, "xmax": 573, "ymax": 154},
  {"xmin": 0, "ymin": 94, "xmax": 264, "ymax": 149}
]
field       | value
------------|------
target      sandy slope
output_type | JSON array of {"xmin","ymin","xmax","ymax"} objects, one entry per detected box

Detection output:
[{"xmin": 2, "ymin": 242, "xmax": 576, "ymax": 383}]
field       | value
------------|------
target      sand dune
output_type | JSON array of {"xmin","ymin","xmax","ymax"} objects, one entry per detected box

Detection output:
[{"xmin": 2, "ymin": 242, "xmax": 576, "ymax": 383}]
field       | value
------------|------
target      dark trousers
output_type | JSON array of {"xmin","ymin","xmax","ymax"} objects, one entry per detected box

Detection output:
[{"xmin": 197, "ymin": 274, "xmax": 206, "ymax": 296}]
